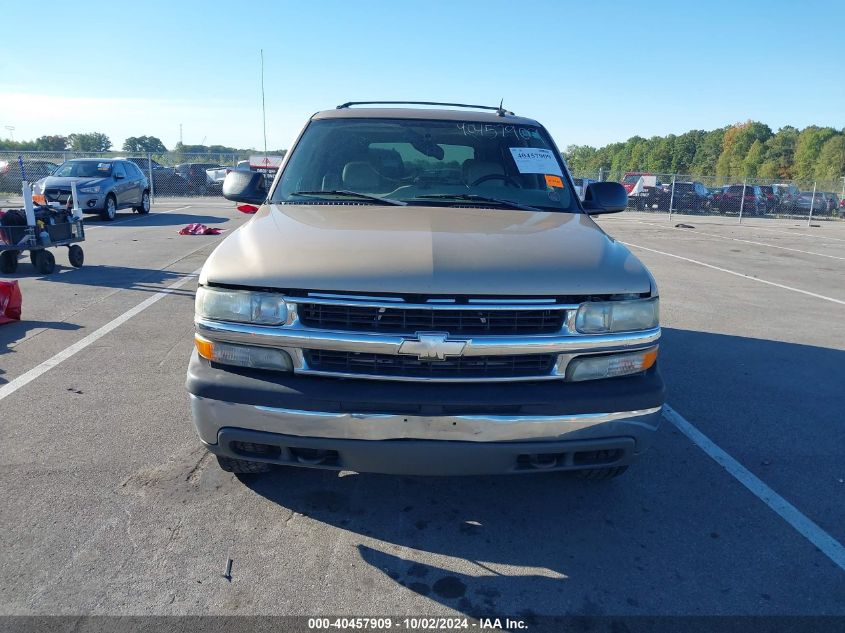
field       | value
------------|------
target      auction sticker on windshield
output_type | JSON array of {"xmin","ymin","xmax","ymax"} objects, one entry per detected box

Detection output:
[
  {"xmin": 544, "ymin": 174, "xmax": 564, "ymax": 188},
  {"xmin": 509, "ymin": 148, "xmax": 562, "ymax": 176}
]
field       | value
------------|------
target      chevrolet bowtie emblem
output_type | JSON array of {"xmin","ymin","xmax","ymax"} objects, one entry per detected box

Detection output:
[{"xmin": 397, "ymin": 332, "xmax": 467, "ymax": 361}]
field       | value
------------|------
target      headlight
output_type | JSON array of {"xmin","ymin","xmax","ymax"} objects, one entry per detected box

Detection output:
[
  {"xmin": 575, "ymin": 298, "xmax": 659, "ymax": 334},
  {"xmin": 79, "ymin": 186, "xmax": 101, "ymax": 193},
  {"xmin": 196, "ymin": 286, "xmax": 288, "ymax": 325},
  {"xmin": 565, "ymin": 347, "xmax": 658, "ymax": 382},
  {"xmin": 195, "ymin": 335, "xmax": 292, "ymax": 371}
]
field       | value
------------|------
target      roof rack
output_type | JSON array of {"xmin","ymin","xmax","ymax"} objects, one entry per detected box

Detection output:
[{"xmin": 335, "ymin": 101, "xmax": 515, "ymax": 117}]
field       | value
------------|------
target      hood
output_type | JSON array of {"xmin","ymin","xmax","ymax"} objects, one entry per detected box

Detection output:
[
  {"xmin": 37, "ymin": 176, "xmax": 109, "ymax": 188},
  {"xmin": 200, "ymin": 204, "xmax": 654, "ymax": 297}
]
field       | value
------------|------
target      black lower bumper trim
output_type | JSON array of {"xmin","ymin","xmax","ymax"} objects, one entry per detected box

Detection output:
[{"xmin": 210, "ymin": 428, "xmax": 637, "ymax": 476}]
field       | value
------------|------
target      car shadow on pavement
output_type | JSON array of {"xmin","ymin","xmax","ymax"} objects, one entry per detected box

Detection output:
[
  {"xmin": 82, "ymin": 213, "xmax": 230, "ymax": 227},
  {"xmin": 6, "ymin": 264, "xmax": 199, "ymax": 296},
  {"xmin": 238, "ymin": 328, "xmax": 845, "ymax": 618},
  {"xmin": 0, "ymin": 319, "xmax": 82, "ymax": 385}
]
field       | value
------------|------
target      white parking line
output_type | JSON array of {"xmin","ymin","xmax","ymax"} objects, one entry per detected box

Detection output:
[
  {"xmin": 629, "ymin": 219, "xmax": 845, "ymax": 262},
  {"xmin": 743, "ymin": 223, "xmax": 845, "ymax": 243},
  {"xmin": 623, "ymin": 242, "xmax": 845, "ymax": 306},
  {"xmin": 83, "ymin": 205, "xmax": 191, "ymax": 230},
  {"xmin": 663, "ymin": 405, "xmax": 845, "ymax": 572},
  {"xmin": 0, "ymin": 267, "xmax": 202, "ymax": 403},
  {"xmin": 609, "ymin": 214, "xmax": 845, "ymax": 243}
]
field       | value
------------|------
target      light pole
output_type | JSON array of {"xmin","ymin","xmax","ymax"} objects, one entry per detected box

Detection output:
[{"xmin": 4, "ymin": 125, "xmax": 14, "ymax": 141}]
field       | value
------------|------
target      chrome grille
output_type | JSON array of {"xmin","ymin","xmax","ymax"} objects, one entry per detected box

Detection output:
[
  {"xmin": 304, "ymin": 350, "xmax": 555, "ymax": 379},
  {"xmin": 297, "ymin": 303, "xmax": 565, "ymax": 334},
  {"xmin": 45, "ymin": 188, "xmax": 72, "ymax": 204}
]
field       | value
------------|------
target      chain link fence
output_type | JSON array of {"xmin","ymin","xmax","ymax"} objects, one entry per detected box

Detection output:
[
  {"xmin": 0, "ymin": 151, "xmax": 253, "ymax": 200},
  {"xmin": 3, "ymin": 150, "xmax": 842, "ymax": 223},
  {"xmin": 572, "ymin": 168, "xmax": 844, "ymax": 222}
]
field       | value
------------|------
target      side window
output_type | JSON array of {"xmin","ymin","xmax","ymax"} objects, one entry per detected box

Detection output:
[
  {"xmin": 114, "ymin": 163, "xmax": 126, "ymax": 178},
  {"xmin": 131, "ymin": 163, "xmax": 144, "ymax": 179}
]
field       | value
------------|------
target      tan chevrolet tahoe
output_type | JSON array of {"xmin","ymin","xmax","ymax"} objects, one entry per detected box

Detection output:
[{"xmin": 186, "ymin": 101, "xmax": 664, "ymax": 479}]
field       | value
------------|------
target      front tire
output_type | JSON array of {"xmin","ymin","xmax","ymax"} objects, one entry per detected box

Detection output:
[
  {"xmin": 101, "ymin": 195, "xmax": 117, "ymax": 221},
  {"xmin": 135, "ymin": 190, "xmax": 150, "ymax": 214}
]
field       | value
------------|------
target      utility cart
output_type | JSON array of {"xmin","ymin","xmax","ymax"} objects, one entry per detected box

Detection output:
[{"xmin": 0, "ymin": 208, "xmax": 86, "ymax": 274}]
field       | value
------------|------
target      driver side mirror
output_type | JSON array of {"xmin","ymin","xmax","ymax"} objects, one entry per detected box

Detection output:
[
  {"xmin": 114, "ymin": 173, "xmax": 125, "ymax": 180},
  {"xmin": 223, "ymin": 169, "xmax": 267, "ymax": 205},
  {"xmin": 581, "ymin": 181, "xmax": 627, "ymax": 214}
]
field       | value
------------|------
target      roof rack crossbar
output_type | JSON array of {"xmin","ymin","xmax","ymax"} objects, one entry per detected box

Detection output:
[{"xmin": 336, "ymin": 101, "xmax": 514, "ymax": 116}]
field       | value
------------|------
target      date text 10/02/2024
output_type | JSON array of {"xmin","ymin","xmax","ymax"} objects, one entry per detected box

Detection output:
[{"xmin": 307, "ymin": 617, "xmax": 528, "ymax": 630}]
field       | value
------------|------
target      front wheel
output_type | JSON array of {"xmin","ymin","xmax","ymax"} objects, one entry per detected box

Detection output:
[
  {"xmin": 135, "ymin": 190, "xmax": 150, "ymax": 214},
  {"xmin": 101, "ymin": 195, "xmax": 117, "ymax": 221}
]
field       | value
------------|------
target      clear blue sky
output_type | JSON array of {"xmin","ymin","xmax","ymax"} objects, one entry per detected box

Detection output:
[{"xmin": 1, "ymin": 0, "xmax": 842, "ymax": 152}]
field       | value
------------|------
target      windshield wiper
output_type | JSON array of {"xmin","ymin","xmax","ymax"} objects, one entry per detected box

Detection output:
[
  {"xmin": 413, "ymin": 194, "xmax": 542, "ymax": 212},
  {"xmin": 291, "ymin": 190, "xmax": 406, "ymax": 206}
]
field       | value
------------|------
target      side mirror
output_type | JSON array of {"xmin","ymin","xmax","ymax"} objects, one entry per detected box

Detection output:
[
  {"xmin": 114, "ymin": 173, "xmax": 125, "ymax": 180},
  {"xmin": 582, "ymin": 181, "xmax": 627, "ymax": 214},
  {"xmin": 223, "ymin": 169, "xmax": 267, "ymax": 205}
]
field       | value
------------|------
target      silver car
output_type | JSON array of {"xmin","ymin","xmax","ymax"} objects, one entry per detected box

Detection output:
[{"xmin": 33, "ymin": 158, "xmax": 150, "ymax": 221}]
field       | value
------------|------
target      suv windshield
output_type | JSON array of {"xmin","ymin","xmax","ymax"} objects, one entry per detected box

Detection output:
[
  {"xmin": 54, "ymin": 161, "xmax": 113, "ymax": 178},
  {"xmin": 272, "ymin": 117, "xmax": 576, "ymax": 212}
]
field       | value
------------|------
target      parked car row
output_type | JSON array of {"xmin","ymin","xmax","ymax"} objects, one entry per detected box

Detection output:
[
  {"xmin": 708, "ymin": 184, "xmax": 840, "ymax": 215},
  {"xmin": 619, "ymin": 175, "xmax": 841, "ymax": 216},
  {"xmin": 0, "ymin": 158, "xmax": 234, "ymax": 197}
]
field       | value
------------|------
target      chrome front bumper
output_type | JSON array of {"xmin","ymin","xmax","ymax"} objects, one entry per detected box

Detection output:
[
  {"xmin": 191, "ymin": 394, "xmax": 662, "ymax": 446},
  {"xmin": 192, "ymin": 395, "xmax": 662, "ymax": 475}
]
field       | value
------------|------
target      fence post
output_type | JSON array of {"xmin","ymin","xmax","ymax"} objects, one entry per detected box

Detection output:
[
  {"xmin": 668, "ymin": 174, "xmax": 676, "ymax": 222},
  {"xmin": 148, "ymin": 153, "xmax": 155, "ymax": 202},
  {"xmin": 738, "ymin": 178, "xmax": 747, "ymax": 224},
  {"xmin": 598, "ymin": 167, "xmax": 604, "ymax": 182},
  {"xmin": 807, "ymin": 182, "xmax": 817, "ymax": 227}
]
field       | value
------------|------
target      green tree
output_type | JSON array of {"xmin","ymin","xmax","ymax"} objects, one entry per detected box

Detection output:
[
  {"xmin": 814, "ymin": 135, "xmax": 845, "ymax": 181},
  {"xmin": 68, "ymin": 132, "xmax": 112, "ymax": 152},
  {"xmin": 34, "ymin": 135, "xmax": 68, "ymax": 151},
  {"xmin": 644, "ymin": 135, "xmax": 673, "ymax": 173},
  {"xmin": 122, "ymin": 135, "xmax": 167, "ymax": 153},
  {"xmin": 793, "ymin": 126, "xmax": 837, "ymax": 182},
  {"xmin": 762, "ymin": 126, "xmax": 799, "ymax": 179},
  {"xmin": 671, "ymin": 130, "xmax": 703, "ymax": 174},
  {"xmin": 716, "ymin": 121, "xmax": 772, "ymax": 179},
  {"xmin": 742, "ymin": 140, "xmax": 766, "ymax": 177},
  {"xmin": 691, "ymin": 128, "xmax": 726, "ymax": 176},
  {"xmin": 563, "ymin": 145, "xmax": 599, "ymax": 174}
]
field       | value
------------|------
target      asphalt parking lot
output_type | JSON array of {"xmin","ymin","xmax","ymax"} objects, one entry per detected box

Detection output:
[{"xmin": 1, "ymin": 201, "xmax": 843, "ymax": 623}]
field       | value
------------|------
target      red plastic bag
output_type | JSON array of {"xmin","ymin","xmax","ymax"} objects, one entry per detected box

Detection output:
[
  {"xmin": 0, "ymin": 280, "xmax": 22, "ymax": 324},
  {"xmin": 178, "ymin": 223, "xmax": 224, "ymax": 236}
]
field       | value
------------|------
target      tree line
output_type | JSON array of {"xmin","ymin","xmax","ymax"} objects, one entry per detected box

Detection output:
[
  {"xmin": 564, "ymin": 121, "xmax": 845, "ymax": 185},
  {"xmin": 0, "ymin": 133, "xmax": 286, "ymax": 156}
]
